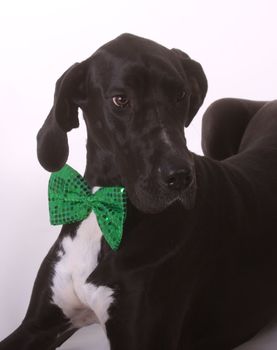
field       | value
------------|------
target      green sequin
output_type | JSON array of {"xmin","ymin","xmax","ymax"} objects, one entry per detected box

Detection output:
[{"xmin": 48, "ymin": 165, "xmax": 127, "ymax": 250}]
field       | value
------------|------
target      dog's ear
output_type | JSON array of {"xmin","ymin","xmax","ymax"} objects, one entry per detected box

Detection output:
[
  {"xmin": 37, "ymin": 61, "xmax": 88, "ymax": 172},
  {"xmin": 172, "ymin": 48, "xmax": 208, "ymax": 127}
]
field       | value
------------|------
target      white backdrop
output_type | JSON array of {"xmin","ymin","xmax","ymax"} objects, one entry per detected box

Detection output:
[{"xmin": 0, "ymin": 0, "xmax": 277, "ymax": 348}]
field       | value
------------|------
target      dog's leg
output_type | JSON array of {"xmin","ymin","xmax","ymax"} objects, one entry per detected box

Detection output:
[
  {"xmin": 1, "ymin": 215, "xmax": 107, "ymax": 349},
  {"xmin": 0, "ymin": 241, "xmax": 76, "ymax": 350},
  {"xmin": 0, "ymin": 324, "xmax": 76, "ymax": 350},
  {"xmin": 202, "ymin": 98, "xmax": 267, "ymax": 160}
]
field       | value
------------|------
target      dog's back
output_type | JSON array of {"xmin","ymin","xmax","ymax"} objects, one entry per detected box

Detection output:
[{"xmin": 196, "ymin": 98, "xmax": 277, "ymax": 348}]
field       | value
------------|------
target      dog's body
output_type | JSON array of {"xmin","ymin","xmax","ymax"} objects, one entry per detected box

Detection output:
[{"xmin": 1, "ymin": 34, "xmax": 277, "ymax": 350}]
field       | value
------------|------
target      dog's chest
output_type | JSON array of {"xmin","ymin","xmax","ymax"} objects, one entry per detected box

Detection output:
[{"xmin": 51, "ymin": 212, "xmax": 114, "ymax": 329}]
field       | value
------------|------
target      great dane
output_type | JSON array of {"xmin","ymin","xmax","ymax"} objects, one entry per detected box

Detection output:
[{"xmin": 1, "ymin": 33, "xmax": 277, "ymax": 350}]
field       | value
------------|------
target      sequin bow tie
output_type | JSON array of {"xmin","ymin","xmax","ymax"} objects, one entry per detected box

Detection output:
[{"xmin": 48, "ymin": 165, "xmax": 127, "ymax": 250}]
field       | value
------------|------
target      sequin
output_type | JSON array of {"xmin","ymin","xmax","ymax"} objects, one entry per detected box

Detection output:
[{"xmin": 48, "ymin": 165, "xmax": 127, "ymax": 250}]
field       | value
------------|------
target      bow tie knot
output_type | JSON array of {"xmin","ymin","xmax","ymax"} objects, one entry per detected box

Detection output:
[{"xmin": 48, "ymin": 165, "xmax": 127, "ymax": 250}]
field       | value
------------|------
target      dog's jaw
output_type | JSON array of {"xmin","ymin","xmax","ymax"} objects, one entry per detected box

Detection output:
[{"xmin": 124, "ymin": 177, "xmax": 197, "ymax": 214}]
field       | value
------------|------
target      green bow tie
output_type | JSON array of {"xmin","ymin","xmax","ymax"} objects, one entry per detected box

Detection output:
[{"xmin": 48, "ymin": 165, "xmax": 127, "ymax": 250}]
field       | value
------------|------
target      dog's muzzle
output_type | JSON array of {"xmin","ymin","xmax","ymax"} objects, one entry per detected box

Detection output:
[
  {"xmin": 128, "ymin": 158, "xmax": 197, "ymax": 214},
  {"xmin": 159, "ymin": 162, "xmax": 196, "ymax": 211}
]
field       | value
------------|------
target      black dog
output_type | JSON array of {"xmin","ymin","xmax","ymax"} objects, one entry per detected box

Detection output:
[{"xmin": 1, "ymin": 33, "xmax": 277, "ymax": 350}]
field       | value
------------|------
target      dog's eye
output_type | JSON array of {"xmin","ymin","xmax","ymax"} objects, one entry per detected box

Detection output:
[
  {"xmin": 112, "ymin": 96, "xmax": 129, "ymax": 108},
  {"xmin": 176, "ymin": 91, "xmax": 186, "ymax": 102}
]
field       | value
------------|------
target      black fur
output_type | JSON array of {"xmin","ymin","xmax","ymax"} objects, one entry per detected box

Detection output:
[{"xmin": 1, "ymin": 33, "xmax": 277, "ymax": 350}]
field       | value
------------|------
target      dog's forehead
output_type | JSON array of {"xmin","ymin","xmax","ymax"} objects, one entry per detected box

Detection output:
[
  {"xmin": 100, "ymin": 33, "xmax": 170, "ymax": 59},
  {"xmin": 93, "ymin": 34, "xmax": 184, "ymax": 90}
]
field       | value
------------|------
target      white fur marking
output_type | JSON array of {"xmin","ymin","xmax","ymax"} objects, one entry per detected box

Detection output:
[{"xmin": 51, "ymin": 212, "xmax": 114, "ymax": 329}]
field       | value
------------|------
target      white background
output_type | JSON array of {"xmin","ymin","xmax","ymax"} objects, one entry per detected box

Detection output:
[{"xmin": 0, "ymin": 0, "xmax": 277, "ymax": 349}]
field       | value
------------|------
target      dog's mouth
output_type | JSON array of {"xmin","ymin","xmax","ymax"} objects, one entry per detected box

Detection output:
[{"xmin": 125, "ymin": 174, "xmax": 197, "ymax": 214}]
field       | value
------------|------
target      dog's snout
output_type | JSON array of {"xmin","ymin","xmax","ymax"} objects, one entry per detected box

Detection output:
[{"xmin": 162, "ymin": 167, "xmax": 193, "ymax": 190}]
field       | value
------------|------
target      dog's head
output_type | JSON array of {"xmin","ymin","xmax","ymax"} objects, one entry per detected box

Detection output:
[{"xmin": 37, "ymin": 34, "xmax": 207, "ymax": 213}]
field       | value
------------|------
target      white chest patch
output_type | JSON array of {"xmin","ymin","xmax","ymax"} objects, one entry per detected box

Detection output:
[{"xmin": 51, "ymin": 212, "xmax": 114, "ymax": 329}]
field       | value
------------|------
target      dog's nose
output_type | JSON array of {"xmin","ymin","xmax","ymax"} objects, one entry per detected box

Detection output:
[{"xmin": 164, "ymin": 168, "xmax": 193, "ymax": 190}]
